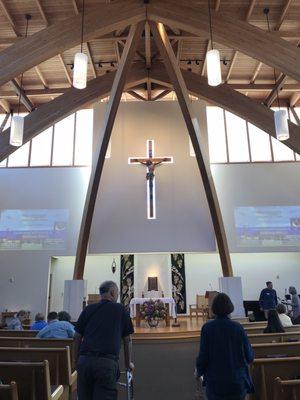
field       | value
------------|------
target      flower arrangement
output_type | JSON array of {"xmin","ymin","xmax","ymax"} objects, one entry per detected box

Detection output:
[{"xmin": 140, "ymin": 299, "xmax": 167, "ymax": 327}]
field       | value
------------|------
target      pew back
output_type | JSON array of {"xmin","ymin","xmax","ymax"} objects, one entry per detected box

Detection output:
[
  {"xmin": 248, "ymin": 331, "xmax": 300, "ymax": 344},
  {"xmin": 274, "ymin": 377, "xmax": 300, "ymax": 400},
  {"xmin": 253, "ymin": 342, "xmax": 300, "ymax": 358},
  {"xmin": 245, "ymin": 325, "xmax": 300, "ymax": 335},
  {"xmin": 0, "ymin": 337, "xmax": 74, "ymax": 355},
  {"xmin": 0, "ymin": 361, "xmax": 64, "ymax": 400},
  {"xmin": 250, "ymin": 357, "xmax": 300, "ymax": 400},
  {"xmin": 0, "ymin": 347, "xmax": 71, "ymax": 386},
  {"xmin": 0, "ymin": 382, "xmax": 18, "ymax": 400},
  {"xmin": 0, "ymin": 330, "xmax": 38, "ymax": 338}
]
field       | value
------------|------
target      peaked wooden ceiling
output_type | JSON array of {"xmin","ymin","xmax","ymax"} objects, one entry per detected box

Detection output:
[{"xmin": 0, "ymin": 0, "xmax": 300, "ymax": 113}]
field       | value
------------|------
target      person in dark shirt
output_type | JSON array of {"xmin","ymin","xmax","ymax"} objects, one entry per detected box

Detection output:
[
  {"xmin": 196, "ymin": 293, "xmax": 254, "ymax": 400},
  {"xmin": 259, "ymin": 281, "xmax": 278, "ymax": 319},
  {"xmin": 74, "ymin": 280, "xmax": 134, "ymax": 400},
  {"xmin": 263, "ymin": 309, "xmax": 285, "ymax": 333}
]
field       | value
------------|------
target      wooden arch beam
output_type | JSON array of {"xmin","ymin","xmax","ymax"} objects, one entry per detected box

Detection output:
[
  {"xmin": 0, "ymin": 63, "xmax": 146, "ymax": 162},
  {"xmin": 148, "ymin": 0, "xmax": 300, "ymax": 82},
  {"xmin": 0, "ymin": 1, "xmax": 145, "ymax": 87},
  {"xmin": 149, "ymin": 63, "xmax": 300, "ymax": 155},
  {"xmin": 151, "ymin": 21, "xmax": 233, "ymax": 277}
]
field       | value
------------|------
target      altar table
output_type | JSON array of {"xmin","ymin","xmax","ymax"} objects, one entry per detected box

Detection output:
[{"xmin": 130, "ymin": 297, "xmax": 176, "ymax": 327}]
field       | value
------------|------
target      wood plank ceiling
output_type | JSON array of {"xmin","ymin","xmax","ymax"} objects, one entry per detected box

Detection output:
[{"xmin": 0, "ymin": 0, "xmax": 300, "ymax": 113}]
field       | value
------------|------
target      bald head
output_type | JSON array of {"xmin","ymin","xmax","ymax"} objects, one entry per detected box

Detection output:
[{"xmin": 99, "ymin": 281, "xmax": 119, "ymax": 302}]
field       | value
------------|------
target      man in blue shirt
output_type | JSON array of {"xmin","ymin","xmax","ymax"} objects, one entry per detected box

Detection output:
[
  {"xmin": 30, "ymin": 313, "xmax": 47, "ymax": 331},
  {"xmin": 74, "ymin": 281, "xmax": 134, "ymax": 400},
  {"xmin": 37, "ymin": 311, "xmax": 75, "ymax": 338},
  {"xmin": 259, "ymin": 281, "xmax": 278, "ymax": 319}
]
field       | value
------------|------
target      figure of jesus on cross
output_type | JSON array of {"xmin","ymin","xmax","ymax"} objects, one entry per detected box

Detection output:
[{"xmin": 129, "ymin": 140, "xmax": 173, "ymax": 219}]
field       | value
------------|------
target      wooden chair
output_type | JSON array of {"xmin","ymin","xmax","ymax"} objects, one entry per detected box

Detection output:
[
  {"xmin": 189, "ymin": 295, "xmax": 208, "ymax": 320},
  {"xmin": 0, "ymin": 382, "xmax": 19, "ymax": 400},
  {"xmin": 250, "ymin": 356, "xmax": 300, "ymax": 400},
  {"xmin": 248, "ymin": 331, "xmax": 300, "ymax": 344},
  {"xmin": 0, "ymin": 347, "xmax": 77, "ymax": 400},
  {"xmin": 274, "ymin": 377, "xmax": 300, "ymax": 400},
  {"xmin": 0, "ymin": 361, "xmax": 64, "ymax": 400}
]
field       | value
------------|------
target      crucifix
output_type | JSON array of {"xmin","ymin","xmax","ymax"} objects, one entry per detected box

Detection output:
[{"xmin": 129, "ymin": 139, "xmax": 174, "ymax": 219}]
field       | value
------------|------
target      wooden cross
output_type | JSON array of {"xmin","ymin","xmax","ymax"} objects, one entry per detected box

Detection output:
[{"xmin": 129, "ymin": 139, "xmax": 173, "ymax": 219}]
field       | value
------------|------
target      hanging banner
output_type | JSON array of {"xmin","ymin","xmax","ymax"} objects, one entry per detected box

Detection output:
[
  {"xmin": 171, "ymin": 253, "xmax": 187, "ymax": 314},
  {"xmin": 120, "ymin": 254, "xmax": 134, "ymax": 309}
]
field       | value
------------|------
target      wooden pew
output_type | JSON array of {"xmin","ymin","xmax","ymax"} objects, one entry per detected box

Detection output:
[
  {"xmin": 241, "ymin": 321, "xmax": 267, "ymax": 329},
  {"xmin": 245, "ymin": 324, "xmax": 300, "ymax": 335},
  {"xmin": 0, "ymin": 347, "xmax": 76, "ymax": 400},
  {"xmin": 0, "ymin": 330, "xmax": 38, "ymax": 338},
  {"xmin": 253, "ymin": 342, "xmax": 300, "ymax": 358},
  {"xmin": 248, "ymin": 331, "xmax": 300, "ymax": 344},
  {"xmin": 0, "ymin": 382, "xmax": 18, "ymax": 400},
  {"xmin": 250, "ymin": 356, "xmax": 300, "ymax": 400},
  {"xmin": 274, "ymin": 377, "xmax": 300, "ymax": 400},
  {"xmin": 0, "ymin": 361, "xmax": 64, "ymax": 400}
]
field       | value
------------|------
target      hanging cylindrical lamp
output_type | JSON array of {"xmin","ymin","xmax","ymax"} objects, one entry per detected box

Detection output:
[
  {"xmin": 73, "ymin": 0, "xmax": 87, "ymax": 89},
  {"xmin": 10, "ymin": 14, "xmax": 31, "ymax": 147},
  {"xmin": 207, "ymin": 0, "xmax": 222, "ymax": 87},
  {"xmin": 207, "ymin": 49, "xmax": 222, "ymax": 86},
  {"xmin": 264, "ymin": 8, "xmax": 289, "ymax": 142},
  {"xmin": 274, "ymin": 109, "xmax": 289, "ymax": 141}
]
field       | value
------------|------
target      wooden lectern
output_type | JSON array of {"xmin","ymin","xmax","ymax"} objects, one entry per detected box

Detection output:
[{"xmin": 205, "ymin": 291, "xmax": 219, "ymax": 319}]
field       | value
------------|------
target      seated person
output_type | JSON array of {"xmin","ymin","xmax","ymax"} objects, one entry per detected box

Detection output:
[
  {"xmin": 37, "ymin": 311, "xmax": 75, "ymax": 339},
  {"xmin": 263, "ymin": 309, "xmax": 285, "ymax": 333},
  {"xmin": 58, "ymin": 311, "xmax": 72, "ymax": 322},
  {"xmin": 276, "ymin": 304, "xmax": 293, "ymax": 327},
  {"xmin": 7, "ymin": 310, "xmax": 26, "ymax": 330},
  {"xmin": 30, "ymin": 313, "xmax": 47, "ymax": 331}
]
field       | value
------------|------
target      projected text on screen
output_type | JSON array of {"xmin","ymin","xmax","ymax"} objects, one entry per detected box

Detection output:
[
  {"xmin": 234, "ymin": 206, "xmax": 300, "ymax": 248},
  {"xmin": 0, "ymin": 209, "xmax": 69, "ymax": 250}
]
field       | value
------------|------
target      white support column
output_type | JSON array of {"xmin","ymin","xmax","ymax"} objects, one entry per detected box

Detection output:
[
  {"xmin": 63, "ymin": 280, "xmax": 87, "ymax": 321},
  {"xmin": 219, "ymin": 277, "xmax": 245, "ymax": 319}
]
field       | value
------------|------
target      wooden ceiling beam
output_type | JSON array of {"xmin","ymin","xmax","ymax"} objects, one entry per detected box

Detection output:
[
  {"xmin": 290, "ymin": 93, "xmax": 300, "ymax": 107},
  {"xmin": 34, "ymin": 0, "xmax": 49, "ymax": 25},
  {"xmin": 0, "ymin": 112, "xmax": 9, "ymax": 134},
  {"xmin": 275, "ymin": 0, "xmax": 293, "ymax": 31},
  {"xmin": 152, "ymin": 89, "xmax": 172, "ymax": 101},
  {"xmin": 225, "ymin": 0, "xmax": 256, "ymax": 83},
  {"xmin": 0, "ymin": 1, "xmax": 145, "ymax": 87},
  {"xmin": 145, "ymin": 22, "xmax": 151, "ymax": 68},
  {"xmin": 34, "ymin": 66, "xmax": 48, "ymax": 88},
  {"xmin": 73, "ymin": 22, "xmax": 144, "ymax": 280},
  {"xmin": 0, "ymin": 62, "xmax": 146, "ymax": 162},
  {"xmin": 151, "ymin": 21, "xmax": 233, "ymax": 277},
  {"xmin": 10, "ymin": 79, "xmax": 34, "ymax": 112},
  {"xmin": 0, "ymin": 0, "xmax": 19, "ymax": 36},
  {"xmin": 0, "ymin": 99, "xmax": 10, "ymax": 113},
  {"xmin": 86, "ymin": 42, "xmax": 97, "ymax": 78},
  {"xmin": 149, "ymin": 62, "xmax": 300, "ymax": 155},
  {"xmin": 148, "ymin": 1, "xmax": 300, "ymax": 82},
  {"xmin": 127, "ymin": 90, "xmax": 147, "ymax": 101},
  {"xmin": 263, "ymin": 73, "xmax": 286, "ymax": 107},
  {"xmin": 57, "ymin": 54, "xmax": 72, "ymax": 86},
  {"xmin": 290, "ymin": 106, "xmax": 300, "ymax": 125}
]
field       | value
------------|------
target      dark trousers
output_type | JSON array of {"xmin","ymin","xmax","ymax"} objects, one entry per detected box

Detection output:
[
  {"xmin": 206, "ymin": 390, "xmax": 246, "ymax": 400},
  {"xmin": 77, "ymin": 355, "xmax": 119, "ymax": 400}
]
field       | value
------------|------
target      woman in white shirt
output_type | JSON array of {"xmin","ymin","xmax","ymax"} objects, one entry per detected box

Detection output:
[{"xmin": 276, "ymin": 304, "xmax": 293, "ymax": 327}]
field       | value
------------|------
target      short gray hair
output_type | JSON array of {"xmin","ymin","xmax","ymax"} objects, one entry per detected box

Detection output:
[{"xmin": 99, "ymin": 281, "xmax": 118, "ymax": 295}]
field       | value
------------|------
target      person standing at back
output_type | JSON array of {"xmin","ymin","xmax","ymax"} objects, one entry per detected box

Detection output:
[
  {"xmin": 259, "ymin": 281, "xmax": 278, "ymax": 319},
  {"xmin": 196, "ymin": 293, "xmax": 254, "ymax": 400},
  {"xmin": 288, "ymin": 286, "xmax": 300, "ymax": 322},
  {"xmin": 74, "ymin": 281, "xmax": 134, "ymax": 400}
]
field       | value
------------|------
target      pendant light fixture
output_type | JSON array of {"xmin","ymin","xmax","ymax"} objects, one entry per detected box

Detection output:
[
  {"xmin": 73, "ymin": 0, "xmax": 88, "ymax": 89},
  {"xmin": 264, "ymin": 8, "xmax": 289, "ymax": 141},
  {"xmin": 10, "ymin": 14, "xmax": 31, "ymax": 147},
  {"xmin": 207, "ymin": 0, "xmax": 222, "ymax": 86}
]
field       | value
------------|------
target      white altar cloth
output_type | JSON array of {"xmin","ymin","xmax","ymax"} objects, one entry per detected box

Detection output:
[{"xmin": 129, "ymin": 297, "xmax": 177, "ymax": 318}]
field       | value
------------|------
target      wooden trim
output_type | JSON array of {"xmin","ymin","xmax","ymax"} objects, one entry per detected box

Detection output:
[
  {"xmin": 147, "ymin": 1, "xmax": 300, "ymax": 82},
  {"xmin": 0, "ymin": 1, "xmax": 145, "ymax": 87},
  {"xmin": 73, "ymin": 22, "xmax": 144, "ymax": 280},
  {"xmin": 150, "ymin": 21, "xmax": 233, "ymax": 277},
  {"xmin": 127, "ymin": 90, "xmax": 147, "ymax": 101},
  {"xmin": 57, "ymin": 54, "xmax": 72, "ymax": 86}
]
